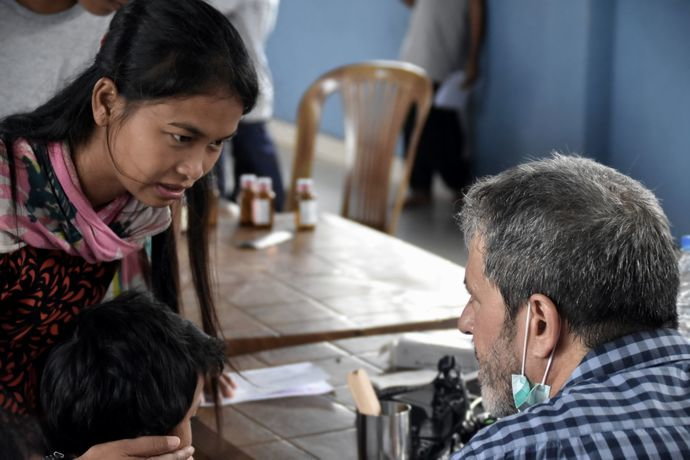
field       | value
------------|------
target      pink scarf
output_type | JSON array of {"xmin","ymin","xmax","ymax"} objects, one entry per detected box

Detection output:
[{"xmin": 0, "ymin": 139, "xmax": 170, "ymax": 285}]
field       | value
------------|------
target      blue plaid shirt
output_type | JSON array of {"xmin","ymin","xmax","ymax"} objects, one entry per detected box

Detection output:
[{"xmin": 453, "ymin": 328, "xmax": 690, "ymax": 459}]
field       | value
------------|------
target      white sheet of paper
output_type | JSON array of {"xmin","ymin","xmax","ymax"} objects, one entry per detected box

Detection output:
[
  {"xmin": 202, "ymin": 362, "xmax": 333, "ymax": 406},
  {"xmin": 236, "ymin": 230, "xmax": 293, "ymax": 250}
]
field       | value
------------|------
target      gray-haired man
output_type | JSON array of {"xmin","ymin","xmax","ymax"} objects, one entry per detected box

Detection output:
[{"xmin": 453, "ymin": 154, "xmax": 690, "ymax": 458}]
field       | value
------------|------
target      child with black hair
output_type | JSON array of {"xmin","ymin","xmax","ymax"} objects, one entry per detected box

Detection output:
[{"xmin": 39, "ymin": 291, "xmax": 225, "ymax": 458}]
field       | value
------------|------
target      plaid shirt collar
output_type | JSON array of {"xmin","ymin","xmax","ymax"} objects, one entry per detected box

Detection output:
[{"xmin": 563, "ymin": 328, "xmax": 690, "ymax": 389}]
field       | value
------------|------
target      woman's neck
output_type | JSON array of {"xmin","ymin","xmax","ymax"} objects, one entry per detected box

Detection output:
[
  {"xmin": 72, "ymin": 130, "xmax": 127, "ymax": 208},
  {"xmin": 16, "ymin": 0, "xmax": 77, "ymax": 14}
]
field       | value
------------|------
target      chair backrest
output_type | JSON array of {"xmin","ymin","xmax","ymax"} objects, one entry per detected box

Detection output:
[{"xmin": 286, "ymin": 60, "xmax": 433, "ymax": 234}]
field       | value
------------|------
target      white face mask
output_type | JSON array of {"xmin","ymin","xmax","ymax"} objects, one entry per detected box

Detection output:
[{"xmin": 511, "ymin": 303, "xmax": 556, "ymax": 412}]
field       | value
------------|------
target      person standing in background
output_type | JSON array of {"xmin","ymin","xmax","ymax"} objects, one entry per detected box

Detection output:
[
  {"xmin": 0, "ymin": 0, "xmax": 126, "ymax": 120},
  {"xmin": 212, "ymin": 0, "xmax": 286, "ymax": 211},
  {"xmin": 399, "ymin": 0, "xmax": 485, "ymax": 206}
]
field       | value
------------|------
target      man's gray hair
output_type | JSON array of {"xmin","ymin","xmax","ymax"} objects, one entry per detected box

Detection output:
[{"xmin": 458, "ymin": 154, "xmax": 679, "ymax": 348}]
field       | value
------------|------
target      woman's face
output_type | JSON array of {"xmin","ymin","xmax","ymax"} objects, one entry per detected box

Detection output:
[{"xmin": 107, "ymin": 92, "xmax": 243, "ymax": 207}]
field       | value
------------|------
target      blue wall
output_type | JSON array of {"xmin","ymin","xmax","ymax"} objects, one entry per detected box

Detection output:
[
  {"xmin": 267, "ymin": 0, "xmax": 690, "ymax": 236},
  {"xmin": 266, "ymin": 0, "xmax": 410, "ymax": 136},
  {"xmin": 607, "ymin": 0, "xmax": 690, "ymax": 237},
  {"xmin": 471, "ymin": 1, "xmax": 592, "ymax": 174}
]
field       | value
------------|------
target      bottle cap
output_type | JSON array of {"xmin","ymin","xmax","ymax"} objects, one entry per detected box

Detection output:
[
  {"xmin": 296, "ymin": 177, "xmax": 314, "ymax": 192},
  {"xmin": 257, "ymin": 177, "xmax": 273, "ymax": 191},
  {"xmin": 240, "ymin": 174, "xmax": 257, "ymax": 189},
  {"xmin": 681, "ymin": 235, "xmax": 690, "ymax": 251}
]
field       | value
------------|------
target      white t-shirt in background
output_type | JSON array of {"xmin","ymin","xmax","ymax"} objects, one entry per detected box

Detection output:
[{"xmin": 0, "ymin": 1, "xmax": 111, "ymax": 119}]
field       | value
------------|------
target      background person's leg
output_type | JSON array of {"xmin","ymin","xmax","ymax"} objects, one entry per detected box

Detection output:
[
  {"xmin": 403, "ymin": 105, "xmax": 434, "ymax": 205},
  {"xmin": 230, "ymin": 121, "xmax": 285, "ymax": 211},
  {"xmin": 433, "ymin": 107, "xmax": 472, "ymax": 196},
  {"xmin": 213, "ymin": 143, "xmax": 232, "ymax": 198}
]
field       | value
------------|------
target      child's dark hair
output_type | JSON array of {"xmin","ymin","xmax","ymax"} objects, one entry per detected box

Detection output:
[{"xmin": 39, "ymin": 291, "xmax": 225, "ymax": 456}]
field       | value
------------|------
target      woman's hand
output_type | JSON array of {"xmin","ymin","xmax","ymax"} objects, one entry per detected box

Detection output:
[{"xmin": 76, "ymin": 436, "xmax": 194, "ymax": 460}]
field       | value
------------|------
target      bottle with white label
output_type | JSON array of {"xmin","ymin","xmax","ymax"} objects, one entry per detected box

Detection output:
[
  {"xmin": 252, "ymin": 177, "xmax": 275, "ymax": 229},
  {"xmin": 295, "ymin": 178, "xmax": 318, "ymax": 231}
]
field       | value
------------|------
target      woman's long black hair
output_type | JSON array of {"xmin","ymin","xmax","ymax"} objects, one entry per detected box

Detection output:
[{"xmin": 0, "ymin": 0, "xmax": 258, "ymax": 430}]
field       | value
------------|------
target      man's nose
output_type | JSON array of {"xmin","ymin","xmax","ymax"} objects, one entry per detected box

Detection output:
[{"xmin": 457, "ymin": 305, "xmax": 474, "ymax": 334}]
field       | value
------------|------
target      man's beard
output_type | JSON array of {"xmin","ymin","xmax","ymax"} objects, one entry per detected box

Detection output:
[{"xmin": 476, "ymin": 321, "xmax": 520, "ymax": 418}]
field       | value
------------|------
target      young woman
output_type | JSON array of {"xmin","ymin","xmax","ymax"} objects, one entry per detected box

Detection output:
[{"xmin": 0, "ymin": 0, "xmax": 257, "ymax": 457}]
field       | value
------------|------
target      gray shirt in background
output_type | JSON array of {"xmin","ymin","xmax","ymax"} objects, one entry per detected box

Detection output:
[{"xmin": 0, "ymin": 1, "xmax": 111, "ymax": 119}]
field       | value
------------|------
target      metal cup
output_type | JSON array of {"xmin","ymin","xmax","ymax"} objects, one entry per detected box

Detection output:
[{"xmin": 356, "ymin": 401, "xmax": 411, "ymax": 460}]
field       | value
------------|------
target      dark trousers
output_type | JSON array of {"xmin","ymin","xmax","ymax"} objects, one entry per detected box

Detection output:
[
  {"xmin": 215, "ymin": 121, "xmax": 285, "ymax": 211},
  {"xmin": 403, "ymin": 96, "xmax": 472, "ymax": 194}
]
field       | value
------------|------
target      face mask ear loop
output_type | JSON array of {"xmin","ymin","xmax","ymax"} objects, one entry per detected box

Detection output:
[
  {"xmin": 520, "ymin": 303, "xmax": 532, "ymax": 376},
  {"xmin": 540, "ymin": 344, "xmax": 556, "ymax": 385}
]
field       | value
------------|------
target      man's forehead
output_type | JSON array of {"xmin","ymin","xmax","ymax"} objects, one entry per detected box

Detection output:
[
  {"xmin": 467, "ymin": 236, "xmax": 487, "ymax": 269},
  {"xmin": 465, "ymin": 236, "xmax": 487, "ymax": 287}
]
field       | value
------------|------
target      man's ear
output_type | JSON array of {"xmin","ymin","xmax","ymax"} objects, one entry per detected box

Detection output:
[
  {"xmin": 91, "ymin": 77, "xmax": 119, "ymax": 126},
  {"xmin": 527, "ymin": 294, "xmax": 561, "ymax": 359}
]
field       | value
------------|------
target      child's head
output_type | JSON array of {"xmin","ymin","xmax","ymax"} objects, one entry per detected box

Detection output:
[{"xmin": 39, "ymin": 291, "xmax": 225, "ymax": 456}]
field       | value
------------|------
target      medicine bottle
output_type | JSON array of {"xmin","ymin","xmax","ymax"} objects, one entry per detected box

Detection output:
[
  {"xmin": 295, "ymin": 178, "xmax": 318, "ymax": 231},
  {"xmin": 252, "ymin": 177, "xmax": 275, "ymax": 229},
  {"xmin": 238, "ymin": 174, "xmax": 257, "ymax": 227}
]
